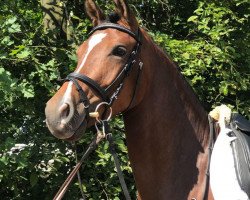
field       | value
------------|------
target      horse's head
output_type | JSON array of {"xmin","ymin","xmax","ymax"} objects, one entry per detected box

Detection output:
[{"xmin": 45, "ymin": 0, "xmax": 145, "ymax": 141}]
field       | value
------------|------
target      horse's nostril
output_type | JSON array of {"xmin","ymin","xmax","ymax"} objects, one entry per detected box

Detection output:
[{"xmin": 59, "ymin": 103, "xmax": 70, "ymax": 119}]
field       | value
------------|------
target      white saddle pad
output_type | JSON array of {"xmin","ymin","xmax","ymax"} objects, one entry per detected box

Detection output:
[{"xmin": 210, "ymin": 126, "xmax": 249, "ymax": 200}]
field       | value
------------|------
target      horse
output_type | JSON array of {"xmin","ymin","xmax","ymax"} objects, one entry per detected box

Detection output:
[{"xmin": 45, "ymin": 0, "xmax": 214, "ymax": 199}]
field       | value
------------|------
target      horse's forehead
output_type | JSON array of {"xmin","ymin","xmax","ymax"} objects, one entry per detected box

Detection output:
[
  {"xmin": 79, "ymin": 29, "xmax": 133, "ymax": 52},
  {"xmin": 88, "ymin": 32, "xmax": 107, "ymax": 49},
  {"xmin": 76, "ymin": 32, "xmax": 107, "ymax": 73},
  {"xmin": 78, "ymin": 32, "xmax": 107, "ymax": 54},
  {"xmin": 76, "ymin": 29, "xmax": 134, "ymax": 72}
]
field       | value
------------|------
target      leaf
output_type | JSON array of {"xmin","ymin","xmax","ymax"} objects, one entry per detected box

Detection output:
[
  {"xmin": 1, "ymin": 36, "xmax": 14, "ymax": 46},
  {"xmin": 219, "ymin": 83, "xmax": 229, "ymax": 96},
  {"xmin": 30, "ymin": 173, "xmax": 38, "ymax": 187},
  {"xmin": 6, "ymin": 16, "xmax": 17, "ymax": 24},
  {"xmin": 182, "ymin": 52, "xmax": 190, "ymax": 59},
  {"xmin": 19, "ymin": 82, "xmax": 35, "ymax": 98},
  {"xmin": 8, "ymin": 23, "xmax": 21, "ymax": 33},
  {"xmin": 22, "ymin": 87, "xmax": 35, "ymax": 98},
  {"xmin": 9, "ymin": 45, "xmax": 25, "ymax": 56},
  {"xmin": 0, "ymin": 156, "xmax": 8, "ymax": 165},
  {"xmin": 16, "ymin": 50, "xmax": 31, "ymax": 59},
  {"xmin": 58, "ymin": 156, "xmax": 70, "ymax": 163},
  {"xmin": 187, "ymin": 16, "xmax": 198, "ymax": 22},
  {"xmin": 223, "ymin": 86, "xmax": 228, "ymax": 96}
]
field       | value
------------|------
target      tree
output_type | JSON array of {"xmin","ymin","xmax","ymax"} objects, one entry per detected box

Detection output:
[{"xmin": 41, "ymin": 0, "xmax": 73, "ymax": 40}]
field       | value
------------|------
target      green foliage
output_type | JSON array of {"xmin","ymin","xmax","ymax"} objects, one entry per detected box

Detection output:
[
  {"xmin": 153, "ymin": 0, "xmax": 250, "ymax": 117},
  {"xmin": 0, "ymin": 0, "xmax": 249, "ymax": 199}
]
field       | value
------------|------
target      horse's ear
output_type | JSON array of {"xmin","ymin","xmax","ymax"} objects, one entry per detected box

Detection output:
[
  {"xmin": 85, "ymin": 0, "xmax": 105, "ymax": 26},
  {"xmin": 113, "ymin": 0, "xmax": 129, "ymax": 19},
  {"xmin": 113, "ymin": 0, "xmax": 137, "ymax": 27}
]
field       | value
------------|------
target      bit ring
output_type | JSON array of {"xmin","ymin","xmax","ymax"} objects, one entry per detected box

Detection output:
[{"xmin": 94, "ymin": 102, "xmax": 112, "ymax": 123}]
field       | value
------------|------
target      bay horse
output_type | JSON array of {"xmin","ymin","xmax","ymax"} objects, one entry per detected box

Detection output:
[{"xmin": 45, "ymin": 0, "xmax": 214, "ymax": 199}]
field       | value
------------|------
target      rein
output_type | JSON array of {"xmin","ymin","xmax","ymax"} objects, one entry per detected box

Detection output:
[
  {"xmin": 191, "ymin": 115, "xmax": 215, "ymax": 200},
  {"xmin": 203, "ymin": 115, "xmax": 215, "ymax": 199},
  {"xmin": 53, "ymin": 133, "xmax": 103, "ymax": 200},
  {"xmin": 53, "ymin": 117, "xmax": 131, "ymax": 200}
]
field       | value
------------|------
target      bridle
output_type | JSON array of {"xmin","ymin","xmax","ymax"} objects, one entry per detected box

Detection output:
[
  {"xmin": 64, "ymin": 22, "xmax": 143, "ymax": 118},
  {"xmin": 53, "ymin": 22, "xmax": 142, "ymax": 200}
]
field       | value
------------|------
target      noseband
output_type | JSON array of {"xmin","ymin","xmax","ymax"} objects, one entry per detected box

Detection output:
[{"xmin": 65, "ymin": 23, "xmax": 142, "ymax": 117}]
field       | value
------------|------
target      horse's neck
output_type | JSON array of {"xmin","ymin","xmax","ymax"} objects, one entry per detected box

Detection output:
[{"xmin": 123, "ymin": 36, "xmax": 211, "ymax": 199}]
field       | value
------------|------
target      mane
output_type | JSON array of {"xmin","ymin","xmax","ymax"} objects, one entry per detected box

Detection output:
[{"xmin": 107, "ymin": 12, "xmax": 121, "ymax": 23}]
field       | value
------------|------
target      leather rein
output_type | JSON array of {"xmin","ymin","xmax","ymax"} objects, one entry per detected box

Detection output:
[
  {"xmin": 53, "ymin": 23, "xmax": 142, "ymax": 200},
  {"xmin": 192, "ymin": 115, "xmax": 216, "ymax": 200}
]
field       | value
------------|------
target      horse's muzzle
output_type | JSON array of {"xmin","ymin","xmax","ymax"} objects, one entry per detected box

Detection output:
[{"xmin": 45, "ymin": 99, "xmax": 87, "ymax": 141}]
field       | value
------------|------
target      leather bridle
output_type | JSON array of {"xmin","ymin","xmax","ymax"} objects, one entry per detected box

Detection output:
[
  {"xmin": 64, "ymin": 23, "xmax": 142, "ymax": 118},
  {"xmin": 54, "ymin": 24, "xmax": 142, "ymax": 200}
]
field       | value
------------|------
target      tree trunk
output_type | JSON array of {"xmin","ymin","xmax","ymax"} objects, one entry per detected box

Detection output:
[{"xmin": 41, "ymin": 0, "xmax": 72, "ymax": 40}]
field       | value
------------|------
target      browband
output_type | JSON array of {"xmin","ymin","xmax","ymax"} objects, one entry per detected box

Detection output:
[{"xmin": 89, "ymin": 23, "xmax": 141, "ymax": 43}]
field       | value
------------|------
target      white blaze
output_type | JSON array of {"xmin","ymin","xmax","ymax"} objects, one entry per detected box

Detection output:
[
  {"xmin": 77, "ymin": 33, "xmax": 107, "ymax": 73},
  {"xmin": 63, "ymin": 33, "xmax": 107, "ymax": 101}
]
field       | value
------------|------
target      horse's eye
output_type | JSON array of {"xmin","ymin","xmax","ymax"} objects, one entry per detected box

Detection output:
[{"xmin": 112, "ymin": 46, "xmax": 127, "ymax": 57}]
